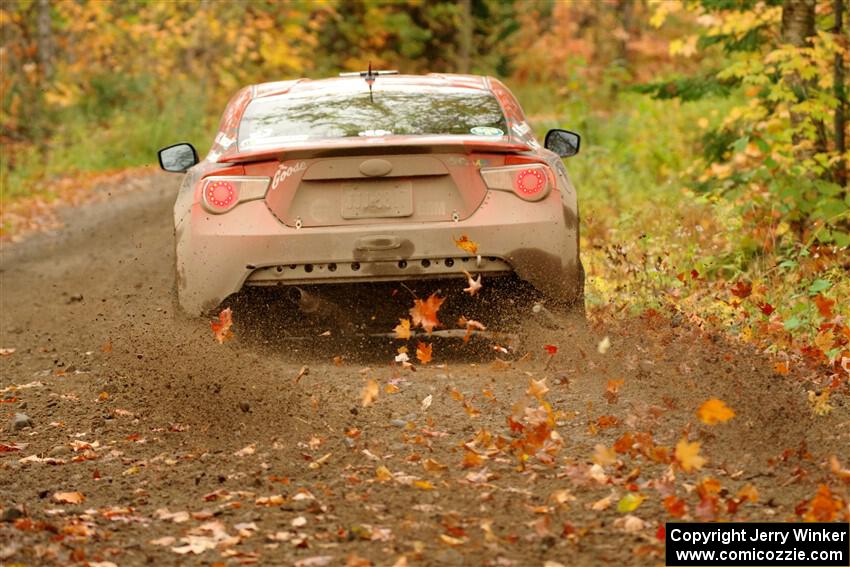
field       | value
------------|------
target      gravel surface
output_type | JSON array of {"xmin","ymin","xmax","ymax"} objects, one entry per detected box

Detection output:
[{"xmin": 1, "ymin": 172, "xmax": 847, "ymax": 566}]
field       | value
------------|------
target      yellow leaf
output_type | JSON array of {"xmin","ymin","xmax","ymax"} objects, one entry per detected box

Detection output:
[
  {"xmin": 375, "ymin": 466, "xmax": 393, "ymax": 482},
  {"xmin": 361, "ymin": 378, "xmax": 379, "ymax": 407},
  {"xmin": 616, "ymin": 493, "xmax": 645, "ymax": 513},
  {"xmin": 413, "ymin": 480, "xmax": 434, "ymax": 490},
  {"xmin": 423, "ymin": 458, "xmax": 448, "ymax": 472},
  {"xmin": 394, "ymin": 318, "xmax": 412, "ymax": 340},
  {"xmin": 385, "ymin": 383, "xmax": 400, "ymax": 394},
  {"xmin": 696, "ymin": 398, "xmax": 735, "ymax": 425},
  {"xmin": 675, "ymin": 438, "xmax": 706, "ymax": 473}
]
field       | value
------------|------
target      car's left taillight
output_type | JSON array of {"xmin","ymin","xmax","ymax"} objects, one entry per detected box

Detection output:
[
  {"xmin": 200, "ymin": 176, "xmax": 270, "ymax": 214},
  {"xmin": 479, "ymin": 164, "xmax": 552, "ymax": 202}
]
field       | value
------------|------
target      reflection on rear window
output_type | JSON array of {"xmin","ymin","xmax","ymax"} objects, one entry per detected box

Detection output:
[{"xmin": 238, "ymin": 87, "xmax": 507, "ymax": 149}]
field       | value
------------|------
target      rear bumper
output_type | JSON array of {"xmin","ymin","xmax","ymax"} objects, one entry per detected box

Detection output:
[{"xmin": 174, "ymin": 190, "xmax": 580, "ymax": 315}]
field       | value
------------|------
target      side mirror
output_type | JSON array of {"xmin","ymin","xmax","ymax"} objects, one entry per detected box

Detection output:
[
  {"xmin": 158, "ymin": 143, "xmax": 199, "ymax": 173},
  {"xmin": 544, "ymin": 129, "xmax": 581, "ymax": 158}
]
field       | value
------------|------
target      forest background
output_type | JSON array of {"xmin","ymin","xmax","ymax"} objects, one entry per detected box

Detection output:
[{"xmin": 1, "ymin": 0, "xmax": 848, "ymax": 384}]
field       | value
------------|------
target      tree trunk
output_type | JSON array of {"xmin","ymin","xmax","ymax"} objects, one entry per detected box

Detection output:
[
  {"xmin": 457, "ymin": 0, "xmax": 472, "ymax": 73},
  {"xmin": 781, "ymin": 0, "xmax": 828, "ymax": 159},
  {"xmin": 615, "ymin": 0, "xmax": 634, "ymax": 68},
  {"xmin": 834, "ymin": 0, "xmax": 847, "ymax": 187},
  {"xmin": 36, "ymin": 0, "xmax": 53, "ymax": 80}
]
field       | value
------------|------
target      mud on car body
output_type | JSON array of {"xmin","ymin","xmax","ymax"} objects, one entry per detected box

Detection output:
[{"xmin": 158, "ymin": 72, "xmax": 583, "ymax": 324}]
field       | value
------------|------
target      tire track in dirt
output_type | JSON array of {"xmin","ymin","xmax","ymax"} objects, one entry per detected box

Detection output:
[{"xmin": 1, "ymin": 173, "xmax": 848, "ymax": 566}]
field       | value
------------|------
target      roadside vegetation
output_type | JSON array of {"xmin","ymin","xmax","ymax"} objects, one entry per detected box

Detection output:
[{"xmin": 1, "ymin": 0, "xmax": 847, "ymax": 389}]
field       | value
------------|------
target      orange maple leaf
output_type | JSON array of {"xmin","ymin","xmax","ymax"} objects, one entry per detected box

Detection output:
[
  {"xmin": 416, "ymin": 342, "xmax": 433, "ymax": 364},
  {"xmin": 409, "ymin": 293, "xmax": 445, "ymax": 334},
  {"xmin": 696, "ymin": 398, "xmax": 735, "ymax": 425},
  {"xmin": 674, "ymin": 438, "xmax": 706, "ymax": 473},
  {"xmin": 453, "ymin": 235, "xmax": 479, "ymax": 255},
  {"xmin": 211, "ymin": 307, "xmax": 234, "ymax": 343}
]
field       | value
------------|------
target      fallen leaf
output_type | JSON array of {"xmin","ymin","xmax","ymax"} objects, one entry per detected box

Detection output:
[
  {"xmin": 361, "ymin": 379, "xmax": 379, "ymax": 407},
  {"xmin": 0, "ymin": 348, "xmax": 15, "ymax": 356},
  {"xmin": 439, "ymin": 533, "xmax": 466, "ymax": 546},
  {"xmin": 295, "ymin": 557, "xmax": 335, "ymax": 567},
  {"xmin": 804, "ymin": 484, "xmax": 842, "ymax": 522},
  {"xmin": 675, "ymin": 438, "xmax": 706, "ymax": 473},
  {"xmin": 295, "ymin": 556, "xmax": 334, "ymax": 567},
  {"xmin": 730, "ymin": 281, "xmax": 752, "ymax": 298},
  {"xmin": 293, "ymin": 366, "xmax": 309, "ymax": 384},
  {"xmin": 53, "ymin": 492, "xmax": 84, "ymax": 504},
  {"xmin": 544, "ymin": 344, "xmax": 558, "ymax": 355},
  {"xmin": 423, "ymin": 458, "xmax": 448, "ymax": 473},
  {"xmin": 593, "ymin": 444, "xmax": 617, "ymax": 466},
  {"xmin": 814, "ymin": 294, "xmax": 835, "ymax": 318},
  {"xmin": 808, "ymin": 390, "xmax": 833, "ymax": 416},
  {"xmin": 597, "ymin": 336, "xmax": 611, "ymax": 354},
  {"xmin": 617, "ymin": 493, "xmax": 645, "ymax": 513},
  {"xmin": 462, "ymin": 271, "xmax": 482, "ymax": 296},
  {"xmin": 663, "ymin": 495, "xmax": 687, "ymax": 518},
  {"xmin": 375, "ymin": 466, "xmax": 393, "ymax": 482},
  {"xmin": 416, "ymin": 342, "xmax": 433, "ymax": 364},
  {"xmin": 737, "ymin": 484, "xmax": 759, "ymax": 502},
  {"xmin": 409, "ymin": 293, "xmax": 445, "ymax": 334},
  {"xmin": 421, "ymin": 394, "xmax": 433, "ymax": 412},
  {"xmin": 614, "ymin": 514, "xmax": 645, "ymax": 533},
  {"xmin": 394, "ymin": 319, "xmax": 412, "ymax": 340},
  {"xmin": 527, "ymin": 378, "xmax": 549, "ymax": 400},
  {"xmin": 234, "ymin": 444, "xmax": 255, "ymax": 457},
  {"xmin": 591, "ymin": 494, "xmax": 612, "ymax": 511},
  {"xmin": 210, "ymin": 308, "xmax": 234, "ymax": 344},
  {"xmin": 696, "ymin": 398, "xmax": 735, "ymax": 425},
  {"xmin": 385, "ymin": 383, "xmax": 400, "ymax": 394},
  {"xmin": 829, "ymin": 455, "xmax": 850, "ymax": 481},
  {"xmin": 453, "ymin": 235, "xmax": 478, "ymax": 255},
  {"xmin": 413, "ymin": 480, "xmax": 434, "ymax": 491},
  {"xmin": 291, "ymin": 516, "xmax": 307, "ymax": 527}
]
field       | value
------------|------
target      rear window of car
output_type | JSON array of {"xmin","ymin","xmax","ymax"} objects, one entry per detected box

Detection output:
[{"xmin": 238, "ymin": 86, "xmax": 508, "ymax": 149}]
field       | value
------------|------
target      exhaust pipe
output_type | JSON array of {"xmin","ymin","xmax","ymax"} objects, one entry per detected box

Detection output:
[{"xmin": 290, "ymin": 286, "xmax": 323, "ymax": 314}]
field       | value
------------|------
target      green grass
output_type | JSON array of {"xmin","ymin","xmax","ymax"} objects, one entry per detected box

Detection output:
[{"xmin": 1, "ymin": 84, "xmax": 217, "ymax": 203}]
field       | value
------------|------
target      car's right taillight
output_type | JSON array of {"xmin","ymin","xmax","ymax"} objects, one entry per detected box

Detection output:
[
  {"xmin": 479, "ymin": 164, "xmax": 551, "ymax": 201},
  {"xmin": 200, "ymin": 176, "xmax": 269, "ymax": 214}
]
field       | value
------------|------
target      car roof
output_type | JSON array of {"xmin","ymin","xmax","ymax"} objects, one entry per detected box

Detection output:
[{"xmin": 252, "ymin": 73, "xmax": 492, "ymax": 99}]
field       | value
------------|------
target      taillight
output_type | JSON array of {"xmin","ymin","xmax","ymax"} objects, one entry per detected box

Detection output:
[
  {"xmin": 479, "ymin": 164, "xmax": 551, "ymax": 201},
  {"xmin": 200, "ymin": 176, "xmax": 270, "ymax": 214}
]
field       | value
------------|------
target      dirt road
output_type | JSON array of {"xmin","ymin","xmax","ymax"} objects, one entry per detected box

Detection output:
[{"xmin": 1, "ymin": 172, "xmax": 848, "ymax": 566}]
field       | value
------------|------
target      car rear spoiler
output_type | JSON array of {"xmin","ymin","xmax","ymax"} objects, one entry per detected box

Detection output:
[{"xmin": 218, "ymin": 137, "xmax": 532, "ymax": 164}]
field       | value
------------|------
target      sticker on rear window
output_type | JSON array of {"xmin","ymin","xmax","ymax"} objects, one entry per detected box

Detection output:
[{"xmin": 470, "ymin": 126, "xmax": 504, "ymax": 136}]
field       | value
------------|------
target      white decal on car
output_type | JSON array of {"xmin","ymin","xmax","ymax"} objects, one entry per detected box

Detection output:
[{"xmin": 271, "ymin": 161, "xmax": 307, "ymax": 190}]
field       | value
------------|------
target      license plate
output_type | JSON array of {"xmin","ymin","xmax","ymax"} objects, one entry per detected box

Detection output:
[{"xmin": 341, "ymin": 181, "xmax": 413, "ymax": 219}]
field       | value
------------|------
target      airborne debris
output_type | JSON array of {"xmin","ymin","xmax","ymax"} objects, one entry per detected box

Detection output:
[
  {"xmin": 210, "ymin": 307, "xmax": 234, "ymax": 343},
  {"xmin": 462, "ymin": 270, "xmax": 482, "ymax": 296}
]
